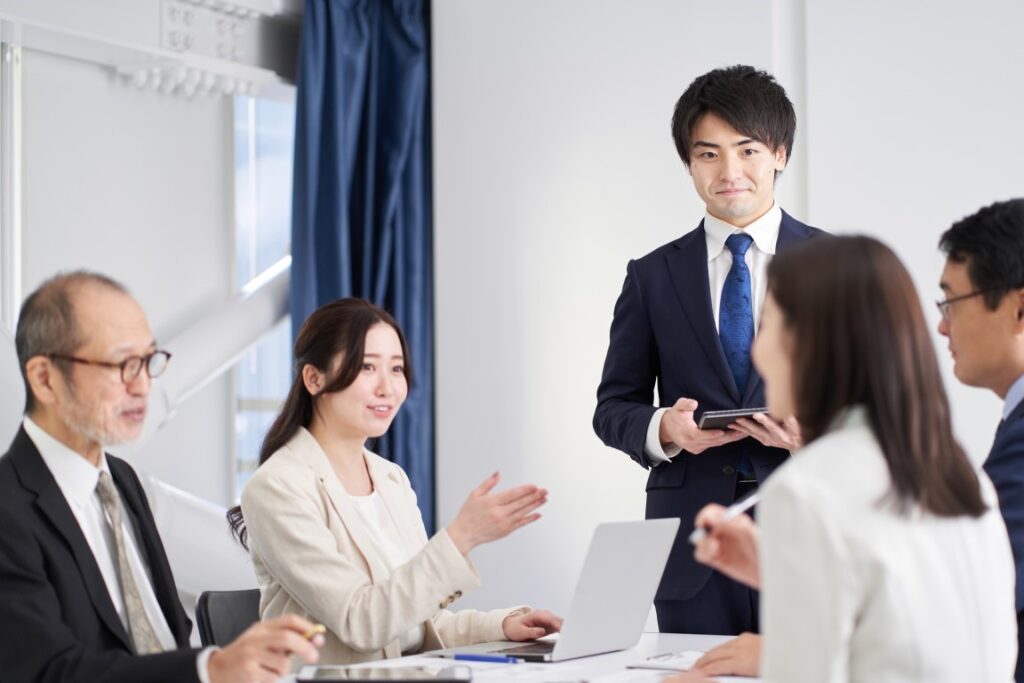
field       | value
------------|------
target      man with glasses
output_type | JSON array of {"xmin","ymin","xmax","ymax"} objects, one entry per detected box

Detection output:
[
  {"xmin": 0, "ymin": 271, "xmax": 323, "ymax": 683},
  {"xmin": 937, "ymin": 199, "xmax": 1024, "ymax": 683}
]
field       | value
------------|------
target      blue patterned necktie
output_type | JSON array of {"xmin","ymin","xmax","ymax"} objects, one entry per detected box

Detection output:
[{"xmin": 720, "ymin": 233, "xmax": 755, "ymax": 394}]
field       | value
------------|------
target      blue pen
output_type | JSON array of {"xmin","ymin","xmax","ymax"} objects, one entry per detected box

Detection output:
[{"xmin": 452, "ymin": 654, "xmax": 522, "ymax": 664}]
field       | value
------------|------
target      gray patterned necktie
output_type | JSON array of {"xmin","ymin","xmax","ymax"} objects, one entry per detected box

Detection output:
[{"xmin": 95, "ymin": 471, "xmax": 165, "ymax": 654}]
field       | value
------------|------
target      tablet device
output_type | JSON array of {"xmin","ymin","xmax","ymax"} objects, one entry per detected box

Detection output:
[
  {"xmin": 297, "ymin": 666, "xmax": 472, "ymax": 682},
  {"xmin": 698, "ymin": 407, "xmax": 768, "ymax": 430}
]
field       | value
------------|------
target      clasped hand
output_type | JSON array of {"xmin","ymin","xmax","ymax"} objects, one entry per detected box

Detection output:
[{"xmin": 659, "ymin": 398, "xmax": 801, "ymax": 453}]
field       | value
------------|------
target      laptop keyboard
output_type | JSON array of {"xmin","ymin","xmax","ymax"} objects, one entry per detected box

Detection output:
[{"xmin": 493, "ymin": 641, "xmax": 556, "ymax": 656}]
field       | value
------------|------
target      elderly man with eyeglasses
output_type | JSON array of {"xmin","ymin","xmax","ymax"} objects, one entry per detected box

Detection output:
[
  {"xmin": 937, "ymin": 198, "xmax": 1024, "ymax": 683},
  {"xmin": 0, "ymin": 270, "xmax": 324, "ymax": 683}
]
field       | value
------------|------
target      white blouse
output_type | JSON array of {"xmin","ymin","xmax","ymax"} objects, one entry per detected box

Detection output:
[
  {"xmin": 348, "ymin": 490, "xmax": 425, "ymax": 654},
  {"xmin": 759, "ymin": 407, "xmax": 1017, "ymax": 683}
]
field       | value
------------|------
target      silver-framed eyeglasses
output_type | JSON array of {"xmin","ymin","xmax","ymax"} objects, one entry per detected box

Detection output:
[
  {"xmin": 48, "ymin": 350, "xmax": 172, "ymax": 384},
  {"xmin": 935, "ymin": 289, "xmax": 1001, "ymax": 322}
]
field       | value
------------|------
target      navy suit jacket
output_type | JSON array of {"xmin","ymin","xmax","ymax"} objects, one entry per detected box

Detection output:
[
  {"xmin": 0, "ymin": 427, "xmax": 201, "ymax": 683},
  {"xmin": 593, "ymin": 210, "xmax": 826, "ymax": 602},
  {"xmin": 984, "ymin": 398, "xmax": 1024, "ymax": 682}
]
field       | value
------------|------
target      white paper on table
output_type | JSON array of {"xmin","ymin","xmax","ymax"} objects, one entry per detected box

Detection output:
[
  {"xmin": 587, "ymin": 669, "xmax": 674, "ymax": 683},
  {"xmin": 625, "ymin": 650, "xmax": 703, "ymax": 672}
]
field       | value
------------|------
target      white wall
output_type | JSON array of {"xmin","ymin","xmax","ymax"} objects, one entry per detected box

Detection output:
[
  {"xmin": 20, "ymin": 48, "xmax": 236, "ymax": 505},
  {"xmin": 432, "ymin": 0, "xmax": 775, "ymax": 615},
  {"xmin": 802, "ymin": 0, "xmax": 1024, "ymax": 461},
  {"xmin": 432, "ymin": 0, "xmax": 1024, "ymax": 617}
]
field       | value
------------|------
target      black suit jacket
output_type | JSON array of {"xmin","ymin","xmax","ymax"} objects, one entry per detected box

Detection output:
[
  {"xmin": 984, "ymin": 398, "xmax": 1024, "ymax": 683},
  {"xmin": 594, "ymin": 210, "xmax": 826, "ymax": 602},
  {"xmin": 0, "ymin": 427, "xmax": 202, "ymax": 683}
]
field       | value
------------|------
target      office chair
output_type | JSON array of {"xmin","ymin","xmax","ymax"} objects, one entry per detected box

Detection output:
[{"xmin": 195, "ymin": 588, "xmax": 261, "ymax": 646}]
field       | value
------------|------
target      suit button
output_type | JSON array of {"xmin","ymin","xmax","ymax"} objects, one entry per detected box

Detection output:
[
  {"xmin": 722, "ymin": 465, "xmax": 736, "ymax": 475},
  {"xmin": 454, "ymin": 590, "xmax": 462, "ymax": 598}
]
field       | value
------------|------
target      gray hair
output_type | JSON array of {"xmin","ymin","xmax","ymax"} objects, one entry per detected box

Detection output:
[{"xmin": 16, "ymin": 270, "xmax": 130, "ymax": 413}]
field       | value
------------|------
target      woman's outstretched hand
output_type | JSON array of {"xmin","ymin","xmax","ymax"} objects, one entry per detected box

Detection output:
[{"xmin": 446, "ymin": 472, "xmax": 547, "ymax": 554}]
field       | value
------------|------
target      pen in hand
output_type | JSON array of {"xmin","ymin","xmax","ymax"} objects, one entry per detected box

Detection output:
[
  {"xmin": 302, "ymin": 624, "xmax": 327, "ymax": 641},
  {"xmin": 688, "ymin": 492, "xmax": 760, "ymax": 545}
]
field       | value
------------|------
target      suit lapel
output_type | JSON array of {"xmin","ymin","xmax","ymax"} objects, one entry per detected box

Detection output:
[
  {"xmin": 740, "ymin": 210, "xmax": 816, "ymax": 406},
  {"xmin": 9, "ymin": 429, "xmax": 134, "ymax": 653},
  {"xmin": 666, "ymin": 223, "xmax": 741, "ymax": 402},
  {"xmin": 366, "ymin": 453, "xmax": 442, "ymax": 652},
  {"xmin": 290, "ymin": 430, "xmax": 391, "ymax": 583},
  {"xmin": 366, "ymin": 454, "xmax": 424, "ymax": 556},
  {"xmin": 775, "ymin": 209, "xmax": 812, "ymax": 251},
  {"xmin": 999, "ymin": 399, "xmax": 1024, "ymax": 439},
  {"xmin": 109, "ymin": 458, "xmax": 191, "ymax": 648}
]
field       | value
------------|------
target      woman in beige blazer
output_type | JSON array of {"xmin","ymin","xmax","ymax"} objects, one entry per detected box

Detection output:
[
  {"xmin": 674, "ymin": 236, "xmax": 1017, "ymax": 683},
  {"xmin": 227, "ymin": 299, "xmax": 561, "ymax": 665}
]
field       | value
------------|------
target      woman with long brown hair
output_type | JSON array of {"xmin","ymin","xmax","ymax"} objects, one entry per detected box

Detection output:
[
  {"xmin": 675, "ymin": 236, "xmax": 1016, "ymax": 682},
  {"xmin": 228, "ymin": 298, "xmax": 561, "ymax": 666}
]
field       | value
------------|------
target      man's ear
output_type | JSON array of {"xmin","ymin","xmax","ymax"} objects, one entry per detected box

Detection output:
[
  {"xmin": 301, "ymin": 364, "xmax": 324, "ymax": 396},
  {"xmin": 24, "ymin": 356, "xmax": 60, "ymax": 408},
  {"xmin": 1015, "ymin": 289, "xmax": 1024, "ymax": 325},
  {"xmin": 773, "ymin": 145, "xmax": 788, "ymax": 171}
]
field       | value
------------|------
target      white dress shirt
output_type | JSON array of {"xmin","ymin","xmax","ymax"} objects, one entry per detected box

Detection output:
[
  {"xmin": 22, "ymin": 417, "xmax": 214, "ymax": 683},
  {"xmin": 645, "ymin": 205, "xmax": 782, "ymax": 463},
  {"xmin": 1002, "ymin": 372, "xmax": 1024, "ymax": 420},
  {"xmin": 759, "ymin": 407, "xmax": 1017, "ymax": 683},
  {"xmin": 349, "ymin": 490, "xmax": 426, "ymax": 654}
]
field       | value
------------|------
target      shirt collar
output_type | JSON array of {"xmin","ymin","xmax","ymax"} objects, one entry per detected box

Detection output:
[
  {"xmin": 22, "ymin": 416, "xmax": 110, "ymax": 508},
  {"xmin": 1003, "ymin": 373, "xmax": 1024, "ymax": 421},
  {"xmin": 704, "ymin": 203, "xmax": 782, "ymax": 262}
]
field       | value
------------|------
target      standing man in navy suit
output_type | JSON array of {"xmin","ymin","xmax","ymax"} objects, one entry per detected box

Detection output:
[
  {"xmin": 593, "ymin": 65, "xmax": 825, "ymax": 636},
  {"xmin": 937, "ymin": 199, "xmax": 1024, "ymax": 682}
]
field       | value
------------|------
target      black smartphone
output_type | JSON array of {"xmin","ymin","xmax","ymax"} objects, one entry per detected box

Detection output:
[{"xmin": 697, "ymin": 407, "xmax": 768, "ymax": 430}]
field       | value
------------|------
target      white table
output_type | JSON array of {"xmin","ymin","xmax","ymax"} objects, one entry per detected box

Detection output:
[{"xmin": 291, "ymin": 633, "xmax": 761, "ymax": 683}]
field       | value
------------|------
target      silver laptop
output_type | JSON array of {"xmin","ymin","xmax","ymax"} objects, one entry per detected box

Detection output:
[{"xmin": 428, "ymin": 518, "xmax": 679, "ymax": 663}]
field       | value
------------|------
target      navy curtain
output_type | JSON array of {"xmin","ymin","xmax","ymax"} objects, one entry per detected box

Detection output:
[{"xmin": 291, "ymin": 0, "xmax": 435, "ymax": 531}]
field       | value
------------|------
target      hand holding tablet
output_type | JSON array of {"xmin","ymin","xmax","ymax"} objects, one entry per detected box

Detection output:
[{"xmin": 697, "ymin": 407, "xmax": 768, "ymax": 430}]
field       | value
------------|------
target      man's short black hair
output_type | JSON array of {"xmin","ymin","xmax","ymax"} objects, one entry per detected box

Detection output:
[
  {"xmin": 671, "ymin": 65, "xmax": 796, "ymax": 168},
  {"xmin": 939, "ymin": 199, "xmax": 1024, "ymax": 310}
]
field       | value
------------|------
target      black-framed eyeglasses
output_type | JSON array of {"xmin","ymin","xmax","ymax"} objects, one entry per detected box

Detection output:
[
  {"xmin": 935, "ymin": 288, "xmax": 1002, "ymax": 322},
  {"xmin": 48, "ymin": 350, "xmax": 172, "ymax": 384}
]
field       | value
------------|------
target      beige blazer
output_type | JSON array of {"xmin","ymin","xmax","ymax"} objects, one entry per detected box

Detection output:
[{"xmin": 240, "ymin": 427, "xmax": 522, "ymax": 665}]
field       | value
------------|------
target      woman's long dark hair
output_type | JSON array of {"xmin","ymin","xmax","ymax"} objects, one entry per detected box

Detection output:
[
  {"xmin": 227, "ymin": 298, "xmax": 412, "ymax": 548},
  {"xmin": 769, "ymin": 235, "xmax": 986, "ymax": 517}
]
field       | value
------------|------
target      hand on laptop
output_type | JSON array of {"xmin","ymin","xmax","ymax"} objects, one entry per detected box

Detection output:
[
  {"xmin": 692, "ymin": 632, "xmax": 761, "ymax": 677},
  {"xmin": 447, "ymin": 472, "xmax": 548, "ymax": 555},
  {"xmin": 207, "ymin": 614, "xmax": 324, "ymax": 683},
  {"xmin": 501, "ymin": 609, "xmax": 563, "ymax": 641}
]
